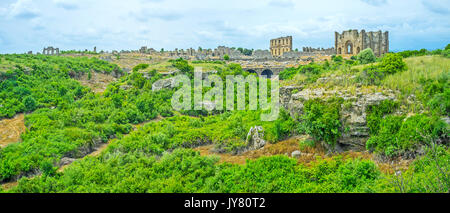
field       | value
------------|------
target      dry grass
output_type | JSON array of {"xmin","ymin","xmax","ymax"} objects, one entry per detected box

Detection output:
[
  {"xmin": 0, "ymin": 114, "xmax": 26, "ymax": 148},
  {"xmin": 195, "ymin": 135, "xmax": 413, "ymax": 175},
  {"xmin": 195, "ymin": 136, "xmax": 308, "ymax": 165},
  {"xmin": 77, "ymin": 72, "xmax": 117, "ymax": 94},
  {"xmin": 383, "ymin": 55, "xmax": 450, "ymax": 96}
]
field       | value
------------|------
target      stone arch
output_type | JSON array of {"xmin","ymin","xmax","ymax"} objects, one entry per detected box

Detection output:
[
  {"xmin": 356, "ymin": 47, "xmax": 361, "ymax": 54},
  {"xmin": 247, "ymin": 69, "xmax": 258, "ymax": 75},
  {"xmin": 261, "ymin": 69, "xmax": 273, "ymax": 78},
  {"xmin": 338, "ymin": 47, "xmax": 342, "ymax": 54},
  {"xmin": 345, "ymin": 41, "xmax": 353, "ymax": 54}
]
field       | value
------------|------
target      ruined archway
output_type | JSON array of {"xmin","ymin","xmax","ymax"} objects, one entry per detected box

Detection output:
[
  {"xmin": 261, "ymin": 69, "xmax": 273, "ymax": 79},
  {"xmin": 345, "ymin": 41, "xmax": 353, "ymax": 54},
  {"xmin": 247, "ymin": 69, "xmax": 258, "ymax": 75}
]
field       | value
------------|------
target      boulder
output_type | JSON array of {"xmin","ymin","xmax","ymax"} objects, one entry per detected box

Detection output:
[
  {"xmin": 246, "ymin": 126, "xmax": 266, "ymax": 151},
  {"xmin": 291, "ymin": 150, "xmax": 302, "ymax": 158},
  {"xmin": 282, "ymin": 87, "xmax": 396, "ymax": 150},
  {"xmin": 152, "ymin": 78, "xmax": 176, "ymax": 91}
]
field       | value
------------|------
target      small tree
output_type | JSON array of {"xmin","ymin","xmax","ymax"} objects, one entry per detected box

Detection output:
[
  {"xmin": 357, "ymin": 48, "xmax": 376, "ymax": 64},
  {"xmin": 223, "ymin": 54, "xmax": 230, "ymax": 61}
]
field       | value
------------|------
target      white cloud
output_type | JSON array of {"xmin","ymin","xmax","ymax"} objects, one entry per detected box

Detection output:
[
  {"xmin": 268, "ymin": 0, "xmax": 295, "ymax": 8},
  {"xmin": 360, "ymin": 0, "xmax": 387, "ymax": 6},
  {"xmin": 53, "ymin": 0, "xmax": 80, "ymax": 10},
  {"xmin": 8, "ymin": 0, "xmax": 40, "ymax": 19},
  {"xmin": 0, "ymin": 0, "xmax": 448, "ymax": 53}
]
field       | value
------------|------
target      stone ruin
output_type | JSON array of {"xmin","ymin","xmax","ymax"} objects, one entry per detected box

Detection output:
[
  {"xmin": 154, "ymin": 46, "xmax": 244, "ymax": 60},
  {"xmin": 302, "ymin": 47, "xmax": 336, "ymax": 55},
  {"xmin": 270, "ymin": 36, "xmax": 293, "ymax": 57},
  {"xmin": 42, "ymin": 46, "xmax": 60, "ymax": 55},
  {"xmin": 335, "ymin": 29, "xmax": 389, "ymax": 56},
  {"xmin": 139, "ymin": 46, "xmax": 157, "ymax": 54},
  {"xmin": 111, "ymin": 30, "xmax": 388, "ymax": 61}
]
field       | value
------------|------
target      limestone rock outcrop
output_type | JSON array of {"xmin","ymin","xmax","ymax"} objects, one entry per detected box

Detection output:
[
  {"xmin": 152, "ymin": 78, "xmax": 176, "ymax": 91},
  {"xmin": 281, "ymin": 86, "xmax": 396, "ymax": 150},
  {"xmin": 246, "ymin": 126, "xmax": 266, "ymax": 151}
]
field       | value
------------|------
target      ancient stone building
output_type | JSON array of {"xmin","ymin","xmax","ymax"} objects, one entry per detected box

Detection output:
[
  {"xmin": 335, "ymin": 30, "xmax": 389, "ymax": 56},
  {"xmin": 270, "ymin": 36, "xmax": 292, "ymax": 57},
  {"xmin": 42, "ymin": 46, "xmax": 60, "ymax": 55}
]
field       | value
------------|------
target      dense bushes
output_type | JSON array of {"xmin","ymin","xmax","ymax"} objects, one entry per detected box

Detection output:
[
  {"xmin": 171, "ymin": 58, "xmax": 194, "ymax": 77},
  {"xmin": 397, "ymin": 45, "xmax": 450, "ymax": 58},
  {"xmin": 11, "ymin": 148, "xmax": 384, "ymax": 193},
  {"xmin": 0, "ymin": 54, "xmax": 122, "ymax": 118},
  {"xmin": 358, "ymin": 53, "xmax": 407, "ymax": 85},
  {"xmin": 366, "ymin": 114, "xmax": 447, "ymax": 157},
  {"xmin": 366, "ymin": 100, "xmax": 398, "ymax": 135},
  {"xmin": 420, "ymin": 75, "xmax": 449, "ymax": 116},
  {"xmin": 0, "ymin": 55, "xmax": 175, "ymax": 182},
  {"xmin": 279, "ymin": 63, "xmax": 325, "ymax": 80},
  {"xmin": 299, "ymin": 98, "xmax": 343, "ymax": 146}
]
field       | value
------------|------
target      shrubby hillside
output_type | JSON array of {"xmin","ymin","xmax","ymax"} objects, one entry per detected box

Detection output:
[{"xmin": 0, "ymin": 46, "xmax": 449, "ymax": 193}]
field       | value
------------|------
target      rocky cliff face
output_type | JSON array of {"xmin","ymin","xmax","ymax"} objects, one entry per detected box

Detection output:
[{"xmin": 281, "ymin": 86, "xmax": 396, "ymax": 150}]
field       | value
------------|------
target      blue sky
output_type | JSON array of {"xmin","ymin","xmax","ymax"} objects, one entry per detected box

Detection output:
[{"xmin": 0, "ymin": 0, "xmax": 449, "ymax": 54}]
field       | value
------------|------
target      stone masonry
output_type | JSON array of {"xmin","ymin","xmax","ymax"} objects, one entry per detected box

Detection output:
[
  {"xmin": 335, "ymin": 29, "xmax": 389, "ymax": 57},
  {"xmin": 270, "ymin": 36, "xmax": 292, "ymax": 57}
]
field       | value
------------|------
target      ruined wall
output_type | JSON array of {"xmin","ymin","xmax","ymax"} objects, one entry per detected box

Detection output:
[
  {"xmin": 335, "ymin": 30, "xmax": 389, "ymax": 57},
  {"xmin": 302, "ymin": 47, "xmax": 335, "ymax": 55},
  {"xmin": 42, "ymin": 46, "xmax": 60, "ymax": 55},
  {"xmin": 270, "ymin": 36, "xmax": 292, "ymax": 57}
]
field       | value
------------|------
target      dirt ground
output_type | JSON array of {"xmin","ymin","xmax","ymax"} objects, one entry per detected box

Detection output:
[
  {"xmin": 194, "ymin": 136, "xmax": 322, "ymax": 165},
  {"xmin": 0, "ymin": 114, "xmax": 26, "ymax": 148},
  {"xmin": 77, "ymin": 72, "xmax": 117, "ymax": 93},
  {"xmin": 194, "ymin": 136, "xmax": 412, "ymax": 174}
]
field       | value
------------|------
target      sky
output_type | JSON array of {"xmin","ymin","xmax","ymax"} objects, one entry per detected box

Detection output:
[{"xmin": 0, "ymin": 0, "xmax": 449, "ymax": 54}]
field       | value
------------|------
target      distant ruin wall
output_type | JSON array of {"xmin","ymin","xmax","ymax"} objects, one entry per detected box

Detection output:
[
  {"xmin": 270, "ymin": 36, "xmax": 293, "ymax": 57},
  {"xmin": 335, "ymin": 29, "xmax": 389, "ymax": 57}
]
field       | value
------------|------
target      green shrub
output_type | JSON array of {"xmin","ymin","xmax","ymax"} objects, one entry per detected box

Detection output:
[
  {"xmin": 366, "ymin": 100, "xmax": 398, "ymax": 134},
  {"xmin": 357, "ymin": 48, "xmax": 376, "ymax": 64},
  {"xmin": 358, "ymin": 65, "xmax": 385, "ymax": 85},
  {"xmin": 332, "ymin": 55, "xmax": 343, "ymax": 63},
  {"xmin": 223, "ymin": 54, "xmax": 230, "ymax": 61},
  {"xmin": 379, "ymin": 53, "xmax": 407, "ymax": 74},
  {"xmin": 132, "ymin": 63, "xmax": 149, "ymax": 72},
  {"xmin": 366, "ymin": 114, "xmax": 447, "ymax": 157},
  {"xmin": 301, "ymin": 98, "xmax": 343, "ymax": 146},
  {"xmin": 172, "ymin": 58, "xmax": 194, "ymax": 77},
  {"xmin": 23, "ymin": 96, "xmax": 37, "ymax": 112}
]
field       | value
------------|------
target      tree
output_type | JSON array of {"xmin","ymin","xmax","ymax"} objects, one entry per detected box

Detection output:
[
  {"xmin": 223, "ymin": 54, "xmax": 230, "ymax": 61},
  {"xmin": 357, "ymin": 48, "xmax": 376, "ymax": 64}
]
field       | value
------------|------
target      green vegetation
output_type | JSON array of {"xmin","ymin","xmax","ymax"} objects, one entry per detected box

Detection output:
[
  {"xmin": 236, "ymin": 47, "xmax": 253, "ymax": 56},
  {"xmin": 366, "ymin": 114, "xmax": 447, "ymax": 157},
  {"xmin": 0, "ymin": 54, "xmax": 121, "ymax": 118},
  {"xmin": 397, "ymin": 44, "xmax": 450, "ymax": 58},
  {"xmin": 0, "ymin": 50, "xmax": 449, "ymax": 193},
  {"xmin": 357, "ymin": 48, "xmax": 376, "ymax": 64},
  {"xmin": 299, "ymin": 98, "xmax": 343, "ymax": 147}
]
